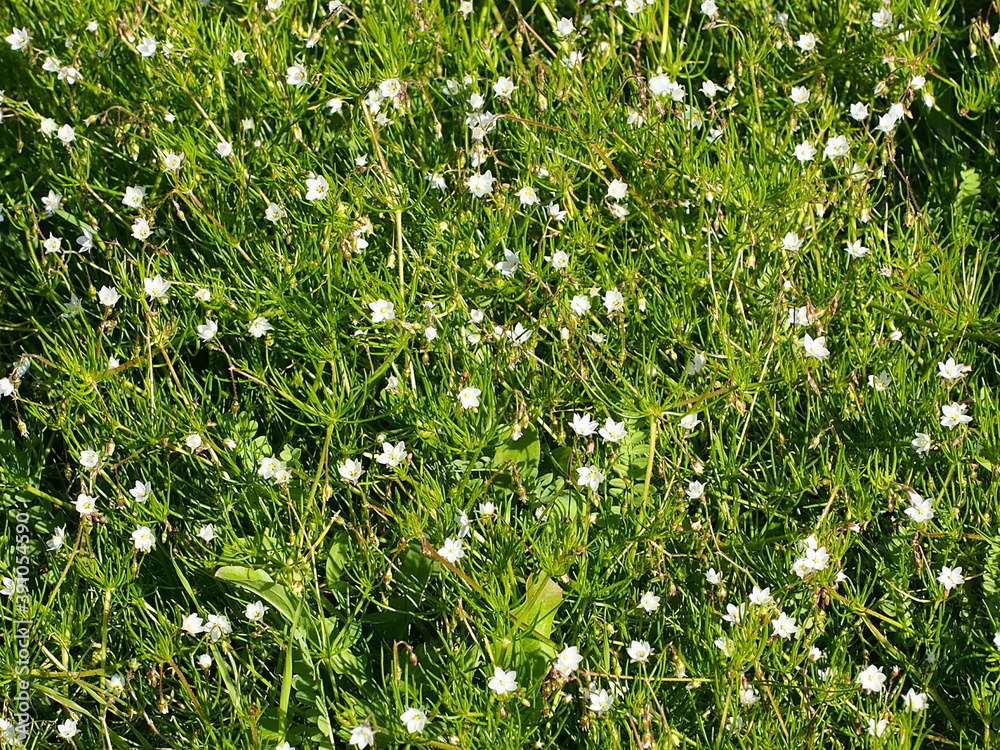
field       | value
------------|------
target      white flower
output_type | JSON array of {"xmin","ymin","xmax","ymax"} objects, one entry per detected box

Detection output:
[
  {"xmin": 603, "ymin": 289, "xmax": 625, "ymax": 313},
  {"xmin": 555, "ymin": 17, "xmax": 575, "ymax": 35},
  {"xmin": 570, "ymin": 413, "xmax": 598, "ymax": 436},
  {"xmin": 132, "ymin": 526, "xmax": 155, "ymax": 552},
  {"xmin": 911, "ymin": 432, "xmax": 931, "ymax": 453},
  {"xmin": 369, "ymin": 299, "xmax": 395, "ymax": 323},
  {"xmin": 857, "ymin": 665, "xmax": 886, "ymax": 693},
  {"xmin": 638, "ymin": 591, "xmax": 660, "ymax": 612},
  {"xmin": 649, "ymin": 75, "xmax": 685, "ymax": 100},
  {"xmin": 547, "ymin": 250, "xmax": 570, "ymax": 269},
  {"xmin": 129, "ymin": 480, "xmax": 152, "ymax": 502},
  {"xmin": 844, "ymin": 239, "xmax": 868, "ymax": 258},
  {"xmin": 599, "ymin": 418, "xmax": 626, "ymax": 443},
  {"xmin": 938, "ymin": 566, "xmax": 964, "ymax": 590},
  {"xmin": 627, "ymin": 640, "xmax": 654, "ymax": 663},
  {"xmin": 701, "ymin": 0, "xmax": 718, "ymax": 16},
  {"xmin": 245, "ymin": 600, "xmax": 268, "ymax": 622},
  {"xmin": 216, "ymin": 141, "xmax": 233, "ymax": 157},
  {"xmin": 75, "ymin": 493, "xmax": 97, "ymax": 516},
  {"xmin": 872, "ymin": 7, "xmax": 893, "ymax": 28},
  {"xmin": 400, "ymin": 708, "xmax": 428, "ymax": 733},
  {"xmin": 748, "ymin": 585, "xmax": 772, "ymax": 606},
  {"xmin": 789, "ymin": 86, "xmax": 810, "ymax": 104},
  {"xmin": 704, "ymin": 566, "xmax": 722, "ymax": 584},
  {"xmin": 132, "ymin": 217, "xmax": 153, "ymax": 240},
  {"xmin": 57, "ymin": 124, "xmax": 75, "ymax": 144},
  {"xmin": 196, "ymin": 318, "xmax": 218, "ymax": 342},
  {"xmin": 161, "ymin": 150, "xmax": 184, "ymax": 171},
  {"xmin": 868, "ymin": 371, "xmax": 891, "ymax": 391},
  {"xmin": 824, "ymin": 135, "xmax": 850, "ymax": 159},
  {"xmin": 137, "ymin": 36, "xmax": 158, "ymax": 57},
  {"xmin": 575, "ymin": 465, "xmax": 605, "ymax": 492},
  {"xmin": 606, "ymin": 179, "xmax": 628, "ymax": 200},
  {"xmin": 739, "ymin": 686, "xmax": 759, "ymax": 706},
  {"xmin": 937, "ymin": 357, "xmax": 967, "ymax": 380},
  {"xmin": 867, "ymin": 718, "xmax": 889, "ymax": 737},
  {"xmin": 305, "ymin": 174, "xmax": 329, "ymax": 200},
  {"xmin": 186, "ymin": 433, "xmax": 204, "ymax": 451},
  {"xmin": 6, "ymin": 27, "xmax": 30, "ymax": 51},
  {"xmin": 782, "ymin": 233, "xmax": 803, "ymax": 254},
  {"xmin": 686, "ymin": 480, "xmax": 706, "ymax": 500},
  {"xmin": 348, "ymin": 725, "xmax": 375, "ymax": 749},
  {"xmin": 197, "ymin": 524, "xmax": 216, "ymax": 542},
  {"xmin": 902, "ymin": 688, "xmax": 928, "ymax": 712},
  {"xmin": 850, "ymin": 102, "xmax": 869, "ymax": 121},
  {"xmin": 546, "ymin": 202, "xmax": 568, "ymax": 221},
  {"xmin": 205, "ymin": 614, "xmax": 232, "ymax": 641},
  {"xmin": 496, "ymin": 250, "xmax": 520, "ymax": 276},
  {"xmin": 940, "ymin": 402, "xmax": 972, "ymax": 428},
  {"xmin": 458, "ymin": 387, "xmax": 481, "ymax": 409},
  {"xmin": 79, "ymin": 449, "xmax": 101, "ymax": 469},
  {"xmin": 801, "ymin": 334, "xmax": 829, "ymax": 359},
  {"xmin": 771, "ymin": 612, "xmax": 799, "ymax": 639},
  {"xmin": 493, "ymin": 76, "xmax": 516, "ymax": 99},
  {"xmin": 377, "ymin": 441, "xmax": 406, "ymax": 467},
  {"xmin": 193, "ymin": 288, "xmax": 212, "ymax": 303},
  {"xmin": 679, "ymin": 413, "xmax": 701, "ymax": 431},
  {"xmin": 793, "ymin": 141, "xmax": 817, "ymax": 162},
  {"xmin": 264, "ymin": 203, "xmax": 286, "ymax": 222},
  {"xmin": 122, "ymin": 186, "xmax": 146, "ymax": 208},
  {"xmin": 286, "ymin": 64, "xmax": 308, "ymax": 87},
  {"xmin": 796, "ymin": 32, "xmax": 817, "ymax": 51},
  {"xmin": 488, "ymin": 666, "xmax": 518, "ymax": 694},
  {"xmin": 182, "ymin": 613, "xmax": 205, "ymax": 635},
  {"xmin": 57, "ymin": 719, "xmax": 79, "ymax": 741},
  {"xmin": 197, "ymin": 653, "xmax": 213, "ymax": 668},
  {"xmin": 339, "ymin": 458, "xmax": 364, "ymax": 482},
  {"xmin": 466, "ymin": 170, "xmax": 495, "ymax": 197},
  {"xmin": 515, "ymin": 186, "xmax": 539, "ymax": 206},
  {"xmin": 248, "ymin": 317, "xmax": 274, "ymax": 338},
  {"xmin": 570, "ymin": 294, "xmax": 592, "ymax": 316},
  {"xmin": 588, "ymin": 688, "xmax": 613, "ymax": 712},
  {"xmin": 47, "ymin": 526, "xmax": 66, "ymax": 550},
  {"xmin": 437, "ymin": 537, "xmax": 465, "ymax": 563},
  {"xmin": 554, "ymin": 646, "xmax": 583, "ymax": 676},
  {"xmin": 721, "ymin": 602, "xmax": 745, "ymax": 625}
]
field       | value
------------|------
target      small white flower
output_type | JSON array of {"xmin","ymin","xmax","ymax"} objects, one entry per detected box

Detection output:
[
  {"xmin": 748, "ymin": 585, "xmax": 772, "ymax": 606},
  {"xmin": 496, "ymin": 250, "xmax": 520, "ymax": 276},
  {"xmin": 940, "ymin": 402, "xmax": 972, "ymax": 429},
  {"xmin": 599, "ymin": 418, "xmax": 626, "ymax": 443},
  {"xmin": 857, "ymin": 665, "xmax": 886, "ymax": 693},
  {"xmin": 938, "ymin": 566, "xmax": 964, "ymax": 590},
  {"xmin": 493, "ymin": 76, "xmax": 516, "ymax": 99},
  {"xmin": 554, "ymin": 646, "xmax": 584, "ymax": 676},
  {"xmin": 771, "ymin": 611, "xmax": 799, "ymax": 639},
  {"xmin": 488, "ymin": 666, "xmax": 518, "ymax": 694},
  {"xmin": 902, "ymin": 688, "xmax": 928, "ymax": 712},
  {"xmin": 575, "ymin": 465, "xmax": 605, "ymax": 492},
  {"xmin": 245, "ymin": 600, "xmax": 268, "ymax": 622},
  {"xmin": 185, "ymin": 433, "xmax": 204, "ymax": 451},
  {"xmin": 458, "ymin": 387, "xmax": 481, "ymax": 409},
  {"xmin": 627, "ymin": 640, "xmax": 654, "ymax": 663},
  {"xmin": 911, "ymin": 432, "xmax": 931, "ymax": 454},
  {"xmin": 197, "ymin": 524, "xmax": 216, "ymax": 542},
  {"xmin": 57, "ymin": 719, "xmax": 79, "ymax": 741},
  {"xmin": 606, "ymin": 179, "xmax": 628, "ymax": 200},
  {"xmin": 248, "ymin": 317, "xmax": 274, "ymax": 338},
  {"xmin": 122, "ymin": 185, "xmax": 146, "ymax": 208},
  {"xmin": 801, "ymin": 334, "xmax": 829, "ymax": 359},
  {"xmin": 369, "ymin": 299, "xmax": 395, "ymax": 323},
  {"xmin": 400, "ymin": 707, "xmax": 428, "ymax": 733},
  {"xmin": 132, "ymin": 526, "xmax": 156, "ymax": 552},
  {"xmin": 137, "ymin": 36, "xmax": 158, "ymax": 57},
  {"xmin": 603, "ymin": 289, "xmax": 625, "ymax": 313},
  {"xmin": 679, "ymin": 413, "xmax": 701, "ymax": 431},
  {"xmin": 638, "ymin": 591, "xmax": 660, "ymax": 612},
  {"xmin": 286, "ymin": 64, "xmax": 308, "ymax": 87},
  {"xmin": 339, "ymin": 458, "xmax": 364, "ymax": 483},
  {"xmin": 196, "ymin": 318, "xmax": 218, "ymax": 342}
]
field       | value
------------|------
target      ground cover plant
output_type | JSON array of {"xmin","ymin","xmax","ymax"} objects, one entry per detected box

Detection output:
[{"xmin": 2, "ymin": 0, "xmax": 1000, "ymax": 747}]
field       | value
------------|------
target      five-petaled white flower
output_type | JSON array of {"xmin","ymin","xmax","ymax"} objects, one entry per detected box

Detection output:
[
  {"xmin": 801, "ymin": 334, "xmax": 829, "ymax": 359},
  {"xmin": 305, "ymin": 174, "xmax": 329, "ymax": 200},
  {"xmin": 437, "ymin": 537, "xmax": 465, "ymax": 563},
  {"xmin": 369, "ymin": 299, "xmax": 395, "ymax": 323},
  {"xmin": 857, "ymin": 665, "xmax": 886, "ymax": 693},
  {"xmin": 338, "ymin": 458, "xmax": 364, "ymax": 483},
  {"xmin": 940, "ymin": 402, "xmax": 972, "ymax": 429},
  {"xmin": 377, "ymin": 440, "xmax": 406, "ymax": 467},
  {"xmin": 458, "ymin": 387, "xmax": 481, "ymax": 409},
  {"xmin": 400, "ymin": 707, "xmax": 428, "ymax": 733},
  {"xmin": 488, "ymin": 666, "xmax": 518, "ymax": 694},
  {"xmin": 348, "ymin": 724, "xmax": 375, "ymax": 749},
  {"xmin": 938, "ymin": 566, "xmax": 964, "ymax": 590},
  {"xmin": 771, "ymin": 612, "xmax": 799, "ymax": 639},
  {"xmin": 131, "ymin": 526, "xmax": 156, "ymax": 552},
  {"xmin": 576, "ymin": 465, "xmax": 605, "ymax": 491},
  {"xmin": 286, "ymin": 64, "xmax": 308, "ymax": 87},
  {"xmin": 627, "ymin": 640, "xmax": 653, "ymax": 663}
]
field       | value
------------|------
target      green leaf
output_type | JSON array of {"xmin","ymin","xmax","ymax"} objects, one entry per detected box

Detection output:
[
  {"xmin": 510, "ymin": 572, "xmax": 563, "ymax": 641},
  {"xmin": 325, "ymin": 528, "xmax": 352, "ymax": 585},
  {"xmin": 493, "ymin": 424, "xmax": 541, "ymax": 482},
  {"xmin": 214, "ymin": 566, "xmax": 302, "ymax": 626}
]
